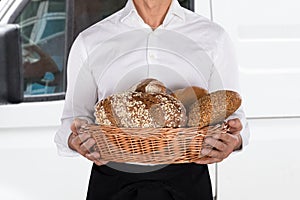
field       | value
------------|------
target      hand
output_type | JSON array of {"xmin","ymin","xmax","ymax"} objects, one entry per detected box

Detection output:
[
  {"xmin": 68, "ymin": 118, "xmax": 108, "ymax": 166},
  {"xmin": 194, "ymin": 118, "xmax": 243, "ymax": 164}
]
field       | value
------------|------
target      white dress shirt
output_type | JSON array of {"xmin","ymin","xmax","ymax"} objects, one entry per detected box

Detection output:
[{"xmin": 54, "ymin": 0, "xmax": 250, "ymax": 158}]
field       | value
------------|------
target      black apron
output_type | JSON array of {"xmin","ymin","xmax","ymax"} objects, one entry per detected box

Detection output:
[{"xmin": 86, "ymin": 162, "xmax": 213, "ymax": 200}]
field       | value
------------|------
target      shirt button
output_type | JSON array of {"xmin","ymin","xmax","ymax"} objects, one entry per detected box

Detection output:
[{"xmin": 149, "ymin": 53, "xmax": 156, "ymax": 59}]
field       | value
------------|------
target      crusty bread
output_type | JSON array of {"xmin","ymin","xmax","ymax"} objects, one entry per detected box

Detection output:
[
  {"xmin": 95, "ymin": 91, "xmax": 187, "ymax": 128},
  {"xmin": 171, "ymin": 86, "xmax": 208, "ymax": 109},
  {"xmin": 128, "ymin": 78, "xmax": 167, "ymax": 94},
  {"xmin": 187, "ymin": 90, "xmax": 241, "ymax": 128}
]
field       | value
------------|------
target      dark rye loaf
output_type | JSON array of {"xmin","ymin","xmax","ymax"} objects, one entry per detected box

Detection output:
[
  {"xmin": 128, "ymin": 78, "xmax": 167, "ymax": 94},
  {"xmin": 171, "ymin": 86, "xmax": 208, "ymax": 109}
]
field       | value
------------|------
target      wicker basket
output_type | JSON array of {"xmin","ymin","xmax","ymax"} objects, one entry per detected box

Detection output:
[{"xmin": 79, "ymin": 123, "xmax": 228, "ymax": 164}]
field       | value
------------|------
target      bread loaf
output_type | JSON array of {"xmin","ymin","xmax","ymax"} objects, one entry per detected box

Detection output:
[
  {"xmin": 171, "ymin": 86, "xmax": 208, "ymax": 109},
  {"xmin": 187, "ymin": 90, "xmax": 241, "ymax": 128},
  {"xmin": 128, "ymin": 78, "xmax": 167, "ymax": 94},
  {"xmin": 95, "ymin": 91, "xmax": 187, "ymax": 128}
]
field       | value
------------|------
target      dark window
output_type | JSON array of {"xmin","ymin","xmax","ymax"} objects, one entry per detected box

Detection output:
[
  {"xmin": 15, "ymin": 0, "xmax": 66, "ymax": 97},
  {"xmin": 68, "ymin": 0, "xmax": 194, "ymax": 44}
]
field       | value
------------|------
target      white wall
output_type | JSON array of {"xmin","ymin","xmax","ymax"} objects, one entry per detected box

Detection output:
[
  {"xmin": 207, "ymin": 0, "xmax": 300, "ymax": 199},
  {"xmin": 212, "ymin": 0, "xmax": 300, "ymax": 118},
  {"xmin": 0, "ymin": 101, "xmax": 92, "ymax": 200}
]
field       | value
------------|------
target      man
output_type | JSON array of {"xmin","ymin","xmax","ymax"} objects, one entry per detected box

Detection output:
[{"xmin": 55, "ymin": 0, "xmax": 250, "ymax": 199}]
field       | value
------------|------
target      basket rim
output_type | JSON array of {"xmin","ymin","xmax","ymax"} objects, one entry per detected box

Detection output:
[
  {"xmin": 79, "ymin": 122, "xmax": 228, "ymax": 164},
  {"xmin": 81, "ymin": 122, "xmax": 228, "ymax": 131},
  {"xmin": 80, "ymin": 122, "xmax": 229, "ymax": 139}
]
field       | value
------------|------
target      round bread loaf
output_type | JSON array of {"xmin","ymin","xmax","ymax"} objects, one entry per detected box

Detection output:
[
  {"xmin": 187, "ymin": 90, "xmax": 242, "ymax": 128},
  {"xmin": 171, "ymin": 86, "xmax": 208, "ymax": 109},
  {"xmin": 95, "ymin": 91, "xmax": 187, "ymax": 128},
  {"xmin": 128, "ymin": 78, "xmax": 167, "ymax": 94}
]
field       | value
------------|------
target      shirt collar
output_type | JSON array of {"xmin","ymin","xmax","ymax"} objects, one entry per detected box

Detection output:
[
  {"xmin": 119, "ymin": 0, "xmax": 139, "ymax": 23},
  {"xmin": 120, "ymin": 0, "xmax": 185, "ymax": 27},
  {"xmin": 167, "ymin": 0, "xmax": 185, "ymax": 22}
]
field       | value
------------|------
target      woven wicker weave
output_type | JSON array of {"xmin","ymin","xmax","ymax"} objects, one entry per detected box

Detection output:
[{"xmin": 80, "ymin": 123, "xmax": 228, "ymax": 164}]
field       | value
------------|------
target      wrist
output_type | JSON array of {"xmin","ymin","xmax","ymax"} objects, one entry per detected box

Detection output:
[
  {"xmin": 68, "ymin": 132, "xmax": 76, "ymax": 151},
  {"xmin": 234, "ymin": 134, "xmax": 243, "ymax": 151}
]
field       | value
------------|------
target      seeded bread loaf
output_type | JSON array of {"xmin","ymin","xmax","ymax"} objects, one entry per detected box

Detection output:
[
  {"xmin": 95, "ymin": 91, "xmax": 187, "ymax": 128},
  {"xmin": 187, "ymin": 90, "xmax": 242, "ymax": 128}
]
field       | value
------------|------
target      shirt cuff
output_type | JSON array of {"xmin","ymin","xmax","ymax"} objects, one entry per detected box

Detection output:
[
  {"xmin": 55, "ymin": 142, "xmax": 80, "ymax": 157},
  {"xmin": 54, "ymin": 117, "xmax": 79, "ymax": 157},
  {"xmin": 54, "ymin": 116, "xmax": 95, "ymax": 157},
  {"xmin": 234, "ymin": 120, "xmax": 250, "ymax": 153},
  {"xmin": 225, "ymin": 106, "xmax": 250, "ymax": 153}
]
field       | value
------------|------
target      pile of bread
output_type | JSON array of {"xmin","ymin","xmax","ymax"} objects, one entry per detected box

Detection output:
[{"xmin": 94, "ymin": 78, "xmax": 241, "ymax": 129}]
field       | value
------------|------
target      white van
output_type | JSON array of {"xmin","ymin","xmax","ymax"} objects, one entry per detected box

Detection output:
[
  {"xmin": 209, "ymin": 0, "xmax": 300, "ymax": 199},
  {"xmin": 0, "ymin": 0, "xmax": 299, "ymax": 200}
]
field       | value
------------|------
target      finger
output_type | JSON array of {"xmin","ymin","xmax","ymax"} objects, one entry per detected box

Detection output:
[
  {"xmin": 227, "ymin": 118, "xmax": 243, "ymax": 133},
  {"xmin": 96, "ymin": 160, "xmax": 108, "ymax": 166},
  {"xmin": 212, "ymin": 133, "xmax": 234, "ymax": 144},
  {"xmin": 194, "ymin": 157, "xmax": 222, "ymax": 164},
  {"xmin": 212, "ymin": 133, "xmax": 241, "ymax": 152},
  {"xmin": 86, "ymin": 151, "xmax": 101, "ymax": 161},
  {"xmin": 221, "ymin": 133, "xmax": 241, "ymax": 148},
  {"xmin": 86, "ymin": 152, "xmax": 108, "ymax": 166},
  {"xmin": 204, "ymin": 137, "xmax": 227, "ymax": 152},
  {"xmin": 94, "ymin": 160, "xmax": 108, "ymax": 166},
  {"xmin": 71, "ymin": 118, "xmax": 88, "ymax": 135},
  {"xmin": 201, "ymin": 148, "xmax": 226, "ymax": 160},
  {"xmin": 71, "ymin": 133, "xmax": 91, "ymax": 148},
  {"xmin": 68, "ymin": 132, "xmax": 78, "ymax": 151},
  {"xmin": 79, "ymin": 138, "xmax": 96, "ymax": 155}
]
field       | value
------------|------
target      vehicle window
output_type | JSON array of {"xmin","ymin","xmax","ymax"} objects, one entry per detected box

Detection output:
[{"xmin": 15, "ymin": 0, "xmax": 66, "ymax": 96}]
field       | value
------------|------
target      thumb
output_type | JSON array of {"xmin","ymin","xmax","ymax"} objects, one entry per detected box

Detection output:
[
  {"xmin": 70, "ymin": 118, "xmax": 88, "ymax": 134},
  {"xmin": 227, "ymin": 118, "xmax": 243, "ymax": 133}
]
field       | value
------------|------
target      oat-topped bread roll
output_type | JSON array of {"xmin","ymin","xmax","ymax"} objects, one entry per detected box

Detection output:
[
  {"xmin": 188, "ymin": 90, "xmax": 242, "ymax": 128},
  {"xmin": 128, "ymin": 78, "xmax": 167, "ymax": 94},
  {"xmin": 95, "ymin": 91, "xmax": 187, "ymax": 128},
  {"xmin": 171, "ymin": 86, "xmax": 208, "ymax": 109}
]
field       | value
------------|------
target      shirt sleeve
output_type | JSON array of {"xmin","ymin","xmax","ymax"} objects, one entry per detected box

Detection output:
[
  {"xmin": 208, "ymin": 29, "xmax": 250, "ymax": 150},
  {"xmin": 54, "ymin": 34, "xmax": 98, "ymax": 156}
]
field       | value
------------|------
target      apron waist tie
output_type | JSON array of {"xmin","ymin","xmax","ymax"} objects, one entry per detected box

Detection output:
[{"xmin": 112, "ymin": 180, "xmax": 185, "ymax": 200}]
